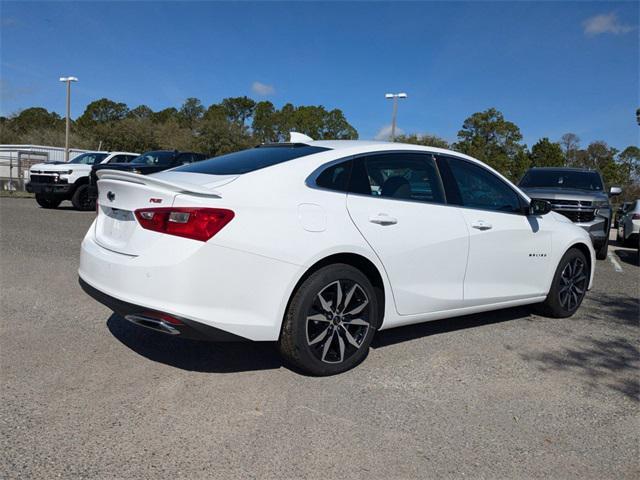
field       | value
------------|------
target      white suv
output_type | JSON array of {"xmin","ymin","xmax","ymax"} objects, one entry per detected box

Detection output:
[{"xmin": 27, "ymin": 151, "xmax": 138, "ymax": 210}]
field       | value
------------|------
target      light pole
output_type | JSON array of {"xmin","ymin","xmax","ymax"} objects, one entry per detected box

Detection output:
[
  {"xmin": 59, "ymin": 76, "xmax": 78, "ymax": 162},
  {"xmin": 384, "ymin": 92, "xmax": 407, "ymax": 141}
]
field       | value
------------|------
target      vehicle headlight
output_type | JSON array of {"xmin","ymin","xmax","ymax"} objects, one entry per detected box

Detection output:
[
  {"xmin": 131, "ymin": 169, "xmax": 142, "ymax": 174},
  {"xmin": 58, "ymin": 170, "xmax": 73, "ymax": 175}
]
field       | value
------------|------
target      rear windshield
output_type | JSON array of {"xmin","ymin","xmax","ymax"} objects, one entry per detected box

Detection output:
[
  {"xmin": 173, "ymin": 144, "xmax": 330, "ymax": 175},
  {"xmin": 519, "ymin": 170, "xmax": 604, "ymax": 191}
]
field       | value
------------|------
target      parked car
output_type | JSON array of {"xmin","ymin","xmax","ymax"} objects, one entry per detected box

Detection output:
[
  {"xmin": 614, "ymin": 201, "xmax": 633, "ymax": 229},
  {"xmin": 616, "ymin": 199, "xmax": 640, "ymax": 247},
  {"xmin": 79, "ymin": 136, "xmax": 595, "ymax": 376},
  {"xmin": 88, "ymin": 150, "xmax": 206, "ymax": 201},
  {"xmin": 518, "ymin": 167, "xmax": 621, "ymax": 260},
  {"xmin": 27, "ymin": 151, "xmax": 139, "ymax": 210}
]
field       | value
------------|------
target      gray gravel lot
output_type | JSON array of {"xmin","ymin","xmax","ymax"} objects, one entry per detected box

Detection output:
[{"xmin": 1, "ymin": 197, "xmax": 638, "ymax": 479}]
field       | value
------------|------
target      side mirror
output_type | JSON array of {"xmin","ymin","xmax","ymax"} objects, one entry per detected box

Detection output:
[
  {"xmin": 529, "ymin": 199, "xmax": 552, "ymax": 216},
  {"xmin": 609, "ymin": 186, "xmax": 622, "ymax": 197}
]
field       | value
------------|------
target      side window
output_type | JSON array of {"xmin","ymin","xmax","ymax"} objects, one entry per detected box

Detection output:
[
  {"xmin": 108, "ymin": 155, "xmax": 123, "ymax": 163},
  {"xmin": 315, "ymin": 160, "xmax": 352, "ymax": 192},
  {"xmin": 444, "ymin": 157, "xmax": 522, "ymax": 213},
  {"xmin": 350, "ymin": 153, "xmax": 445, "ymax": 204}
]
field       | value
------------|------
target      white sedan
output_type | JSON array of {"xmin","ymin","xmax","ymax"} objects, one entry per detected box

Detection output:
[{"xmin": 79, "ymin": 134, "xmax": 595, "ymax": 375}]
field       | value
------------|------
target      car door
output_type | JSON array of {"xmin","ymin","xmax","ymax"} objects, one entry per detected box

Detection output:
[
  {"xmin": 346, "ymin": 152, "xmax": 469, "ymax": 315},
  {"xmin": 437, "ymin": 155, "xmax": 553, "ymax": 305}
]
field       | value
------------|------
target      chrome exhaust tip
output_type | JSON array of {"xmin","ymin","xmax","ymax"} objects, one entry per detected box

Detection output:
[{"xmin": 124, "ymin": 314, "xmax": 181, "ymax": 335}]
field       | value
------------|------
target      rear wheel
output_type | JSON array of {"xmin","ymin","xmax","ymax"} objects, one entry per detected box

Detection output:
[
  {"xmin": 537, "ymin": 248, "xmax": 589, "ymax": 318},
  {"xmin": 71, "ymin": 184, "xmax": 95, "ymax": 211},
  {"xmin": 278, "ymin": 264, "xmax": 378, "ymax": 376},
  {"xmin": 35, "ymin": 194, "xmax": 61, "ymax": 209}
]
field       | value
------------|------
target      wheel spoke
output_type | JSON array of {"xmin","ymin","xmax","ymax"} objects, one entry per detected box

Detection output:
[
  {"xmin": 341, "ymin": 325, "xmax": 361, "ymax": 348},
  {"xmin": 321, "ymin": 331, "xmax": 335, "ymax": 362},
  {"xmin": 345, "ymin": 298, "xmax": 369, "ymax": 316},
  {"xmin": 337, "ymin": 334, "xmax": 345, "ymax": 363},
  {"xmin": 335, "ymin": 281, "xmax": 343, "ymax": 311},
  {"xmin": 343, "ymin": 317, "xmax": 369, "ymax": 326},
  {"xmin": 342, "ymin": 284, "xmax": 357, "ymax": 313},
  {"xmin": 307, "ymin": 313, "xmax": 330, "ymax": 322},
  {"xmin": 309, "ymin": 326, "xmax": 330, "ymax": 345},
  {"xmin": 317, "ymin": 292, "xmax": 333, "ymax": 314},
  {"xmin": 574, "ymin": 274, "xmax": 587, "ymax": 284},
  {"xmin": 574, "ymin": 285, "xmax": 584, "ymax": 294}
]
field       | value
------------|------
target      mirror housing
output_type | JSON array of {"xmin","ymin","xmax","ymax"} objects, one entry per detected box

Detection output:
[
  {"xmin": 529, "ymin": 199, "xmax": 552, "ymax": 216},
  {"xmin": 609, "ymin": 186, "xmax": 622, "ymax": 197}
]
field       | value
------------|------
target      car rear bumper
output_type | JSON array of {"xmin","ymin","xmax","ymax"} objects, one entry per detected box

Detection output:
[
  {"xmin": 79, "ymin": 277, "xmax": 246, "ymax": 341},
  {"xmin": 78, "ymin": 225, "xmax": 301, "ymax": 341}
]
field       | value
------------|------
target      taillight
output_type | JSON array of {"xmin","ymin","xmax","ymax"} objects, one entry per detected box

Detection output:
[
  {"xmin": 632, "ymin": 213, "xmax": 640, "ymax": 220},
  {"xmin": 134, "ymin": 207, "xmax": 234, "ymax": 242}
]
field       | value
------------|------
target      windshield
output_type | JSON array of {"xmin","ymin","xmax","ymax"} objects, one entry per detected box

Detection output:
[
  {"xmin": 69, "ymin": 152, "xmax": 108, "ymax": 165},
  {"xmin": 519, "ymin": 170, "xmax": 604, "ymax": 191},
  {"xmin": 131, "ymin": 151, "xmax": 175, "ymax": 166},
  {"xmin": 174, "ymin": 145, "xmax": 329, "ymax": 175}
]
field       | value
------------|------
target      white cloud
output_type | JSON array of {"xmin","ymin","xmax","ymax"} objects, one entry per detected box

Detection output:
[
  {"xmin": 374, "ymin": 124, "xmax": 404, "ymax": 141},
  {"xmin": 251, "ymin": 81, "xmax": 275, "ymax": 96},
  {"xmin": 583, "ymin": 12, "xmax": 634, "ymax": 36}
]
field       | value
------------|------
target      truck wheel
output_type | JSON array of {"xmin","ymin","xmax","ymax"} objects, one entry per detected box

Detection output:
[
  {"xmin": 71, "ymin": 185, "xmax": 95, "ymax": 211},
  {"xmin": 595, "ymin": 235, "xmax": 609, "ymax": 260},
  {"xmin": 35, "ymin": 195, "xmax": 61, "ymax": 209}
]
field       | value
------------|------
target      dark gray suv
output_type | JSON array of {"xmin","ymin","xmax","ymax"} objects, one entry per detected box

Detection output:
[{"xmin": 519, "ymin": 167, "xmax": 621, "ymax": 259}]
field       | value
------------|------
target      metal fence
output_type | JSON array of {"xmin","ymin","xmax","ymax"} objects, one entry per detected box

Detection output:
[{"xmin": 0, "ymin": 145, "xmax": 92, "ymax": 191}]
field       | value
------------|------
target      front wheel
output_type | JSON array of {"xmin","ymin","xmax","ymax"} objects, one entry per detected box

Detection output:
[
  {"xmin": 278, "ymin": 264, "xmax": 379, "ymax": 376},
  {"xmin": 71, "ymin": 185, "xmax": 95, "ymax": 211},
  {"xmin": 35, "ymin": 194, "xmax": 61, "ymax": 209},
  {"xmin": 537, "ymin": 248, "xmax": 589, "ymax": 318},
  {"xmin": 595, "ymin": 234, "xmax": 609, "ymax": 260}
]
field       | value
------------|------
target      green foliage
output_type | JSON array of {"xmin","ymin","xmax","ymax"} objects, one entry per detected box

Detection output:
[
  {"xmin": 76, "ymin": 98, "xmax": 129, "ymax": 128},
  {"xmin": 395, "ymin": 133, "xmax": 449, "ymax": 149},
  {"xmin": 529, "ymin": 138, "xmax": 565, "ymax": 168},
  {"xmin": 453, "ymin": 108, "xmax": 528, "ymax": 182}
]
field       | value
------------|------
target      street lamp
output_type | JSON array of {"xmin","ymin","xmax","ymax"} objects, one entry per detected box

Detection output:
[
  {"xmin": 59, "ymin": 76, "xmax": 78, "ymax": 162},
  {"xmin": 384, "ymin": 92, "xmax": 407, "ymax": 141}
]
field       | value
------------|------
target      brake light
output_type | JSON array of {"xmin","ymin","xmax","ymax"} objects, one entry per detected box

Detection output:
[
  {"xmin": 632, "ymin": 213, "xmax": 640, "ymax": 220},
  {"xmin": 134, "ymin": 207, "xmax": 234, "ymax": 242}
]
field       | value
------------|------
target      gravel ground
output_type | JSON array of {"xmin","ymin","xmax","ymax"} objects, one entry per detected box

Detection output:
[{"xmin": 1, "ymin": 197, "xmax": 638, "ymax": 479}]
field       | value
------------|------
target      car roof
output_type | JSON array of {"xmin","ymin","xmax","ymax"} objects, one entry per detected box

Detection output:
[{"xmin": 527, "ymin": 167, "xmax": 596, "ymax": 172}]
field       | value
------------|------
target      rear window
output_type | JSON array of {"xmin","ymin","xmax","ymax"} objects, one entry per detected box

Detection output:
[
  {"xmin": 174, "ymin": 145, "xmax": 330, "ymax": 175},
  {"xmin": 519, "ymin": 169, "xmax": 604, "ymax": 191}
]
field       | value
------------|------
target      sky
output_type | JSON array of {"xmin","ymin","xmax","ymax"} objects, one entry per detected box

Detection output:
[{"xmin": 1, "ymin": 1, "xmax": 638, "ymax": 150}]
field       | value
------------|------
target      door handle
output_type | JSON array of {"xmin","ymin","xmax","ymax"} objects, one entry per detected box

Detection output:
[
  {"xmin": 471, "ymin": 220, "xmax": 492, "ymax": 231},
  {"xmin": 369, "ymin": 214, "xmax": 398, "ymax": 226}
]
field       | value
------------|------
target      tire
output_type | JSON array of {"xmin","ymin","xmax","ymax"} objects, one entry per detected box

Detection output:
[
  {"xmin": 537, "ymin": 248, "xmax": 589, "ymax": 318},
  {"xmin": 623, "ymin": 230, "xmax": 635, "ymax": 247},
  {"xmin": 278, "ymin": 264, "xmax": 379, "ymax": 376},
  {"xmin": 595, "ymin": 234, "xmax": 609, "ymax": 260},
  {"xmin": 35, "ymin": 194, "xmax": 61, "ymax": 209},
  {"xmin": 71, "ymin": 184, "xmax": 95, "ymax": 211}
]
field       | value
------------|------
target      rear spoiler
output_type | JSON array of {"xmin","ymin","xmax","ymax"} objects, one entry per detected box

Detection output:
[{"xmin": 96, "ymin": 170, "xmax": 221, "ymax": 197}]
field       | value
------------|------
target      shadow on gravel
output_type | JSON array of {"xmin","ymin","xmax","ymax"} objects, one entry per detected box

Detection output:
[
  {"xmin": 107, "ymin": 314, "xmax": 282, "ymax": 373},
  {"xmin": 582, "ymin": 293, "xmax": 640, "ymax": 327},
  {"xmin": 613, "ymin": 248, "xmax": 640, "ymax": 267},
  {"xmin": 520, "ymin": 336, "xmax": 639, "ymax": 401},
  {"xmin": 372, "ymin": 305, "xmax": 534, "ymax": 348}
]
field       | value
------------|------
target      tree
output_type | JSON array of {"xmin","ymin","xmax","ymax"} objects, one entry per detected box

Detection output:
[
  {"xmin": 529, "ymin": 138, "xmax": 565, "ymax": 168},
  {"xmin": 76, "ymin": 98, "xmax": 129, "ymax": 128},
  {"xmin": 128, "ymin": 105, "xmax": 154, "ymax": 120},
  {"xmin": 559, "ymin": 133, "xmax": 580, "ymax": 166},
  {"xmin": 252, "ymin": 101, "xmax": 277, "ymax": 143},
  {"xmin": 395, "ymin": 133, "xmax": 449, "ymax": 149},
  {"xmin": 453, "ymin": 108, "xmax": 528, "ymax": 182},
  {"xmin": 152, "ymin": 107, "xmax": 178, "ymax": 124},
  {"xmin": 177, "ymin": 98, "xmax": 205, "ymax": 130},
  {"xmin": 221, "ymin": 96, "xmax": 256, "ymax": 127}
]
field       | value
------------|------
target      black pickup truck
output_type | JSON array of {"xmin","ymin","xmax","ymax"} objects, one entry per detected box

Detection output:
[{"xmin": 88, "ymin": 150, "xmax": 206, "ymax": 204}]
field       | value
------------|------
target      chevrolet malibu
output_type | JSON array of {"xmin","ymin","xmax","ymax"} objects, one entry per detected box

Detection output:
[{"xmin": 79, "ymin": 134, "xmax": 595, "ymax": 375}]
